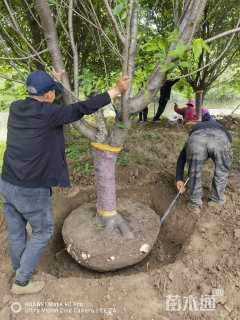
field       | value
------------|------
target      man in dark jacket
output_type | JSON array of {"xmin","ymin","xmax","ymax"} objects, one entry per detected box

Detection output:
[
  {"xmin": 152, "ymin": 78, "xmax": 179, "ymax": 121},
  {"xmin": 176, "ymin": 112, "xmax": 232, "ymax": 213},
  {"xmin": 0, "ymin": 70, "xmax": 128, "ymax": 295}
]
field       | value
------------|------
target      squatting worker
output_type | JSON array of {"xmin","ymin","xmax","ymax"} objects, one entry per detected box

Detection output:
[
  {"xmin": 176, "ymin": 111, "xmax": 232, "ymax": 213},
  {"xmin": 0, "ymin": 70, "xmax": 129, "ymax": 295}
]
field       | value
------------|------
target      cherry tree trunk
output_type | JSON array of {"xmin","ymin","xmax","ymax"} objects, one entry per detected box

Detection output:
[{"xmin": 195, "ymin": 90, "xmax": 204, "ymax": 120}]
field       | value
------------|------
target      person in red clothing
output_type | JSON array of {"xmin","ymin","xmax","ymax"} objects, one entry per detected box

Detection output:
[{"xmin": 174, "ymin": 99, "xmax": 198, "ymax": 124}]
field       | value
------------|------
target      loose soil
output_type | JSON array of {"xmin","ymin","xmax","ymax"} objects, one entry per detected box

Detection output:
[{"xmin": 62, "ymin": 200, "xmax": 160, "ymax": 272}]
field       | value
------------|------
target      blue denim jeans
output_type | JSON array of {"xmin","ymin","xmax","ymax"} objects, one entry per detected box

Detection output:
[{"xmin": 0, "ymin": 178, "xmax": 54, "ymax": 283}]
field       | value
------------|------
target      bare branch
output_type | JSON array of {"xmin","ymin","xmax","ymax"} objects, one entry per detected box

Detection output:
[
  {"xmin": 56, "ymin": 0, "xmax": 122, "ymax": 59},
  {"xmin": 205, "ymin": 26, "xmax": 240, "ymax": 43},
  {"xmin": 23, "ymin": 0, "xmax": 43, "ymax": 30},
  {"xmin": 0, "ymin": 49, "xmax": 48, "ymax": 60},
  {"xmin": 121, "ymin": 0, "xmax": 138, "ymax": 122},
  {"xmin": 56, "ymin": 1, "xmax": 72, "ymax": 41},
  {"xmin": 129, "ymin": 0, "xmax": 208, "ymax": 114},
  {"xmin": 36, "ymin": 0, "xmax": 98, "ymax": 141},
  {"xmin": 68, "ymin": 0, "xmax": 79, "ymax": 98},
  {"xmin": 3, "ymin": 0, "xmax": 46, "ymax": 67},
  {"xmin": 102, "ymin": 0, "xmax": 125, "ymax": 44},
  {"xmin": 0, "ymin": 73, "xmax": 24, "ymax": 84},
  {"xmin": 110, "ymin": 0, "xmax": 138, "ymax": 146},
  {"xmin": 170, "ymin": 17, "xmax": 240, "ymax": 82}
]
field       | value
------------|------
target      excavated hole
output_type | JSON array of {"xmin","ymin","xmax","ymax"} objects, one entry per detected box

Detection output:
[{"xmin": 41, "ymin": 176, "xmax": 198, "ymax": 280}]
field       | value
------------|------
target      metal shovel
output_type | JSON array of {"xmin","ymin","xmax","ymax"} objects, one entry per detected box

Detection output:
[{"xmin": 160, "ymin": 177, "xmax": 189, "ymax": 225}]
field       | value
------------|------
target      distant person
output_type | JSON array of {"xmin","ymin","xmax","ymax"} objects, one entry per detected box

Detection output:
[
  {"xmin": 176, "ymin": 110, "xmax": 232, "ymax": 213},
  {"xmin": 139, "ymin": 107, "xmax": 148, "ymax": 122},
  {"xmin": 153, "ymin": 78, "xmax": 179, "ymax": 121},
  {"xmin": 0, "ymin": 70, "xmax": 129, "ymax": 295},
  {"xmin": 174, "ymin": 99, "xmax": 198, "ymax": 124}
]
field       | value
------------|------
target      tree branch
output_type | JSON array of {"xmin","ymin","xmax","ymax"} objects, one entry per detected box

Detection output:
[
  {"xmin": 0, "ymin": 73, "xmax": 24, "ymax": 84},
  {"xmin": 103, "ymin": 0, "xmax": 125, "ymax": 44},
  {"xmin": 170, "ymin": 16, "xmax": 240, "ymax": 83},
  {"xmin": 129, "ymin": 0, "xmax": 208, "ymax": 114},
  {"xmin": 205, "ymin": 26, "xmax": 240, "ymax": 43},
  {"xmin": 36, "ymin": 0, "xmax": 98, "ymax": 141},
  {"xmin": 0, "ymin": 49, "xmax": 48, "ymax": 60},
  {"xmin": 3, "ymin": 0, "xmax": 46, "ymax": 67},
  {"xmin": 68, "ymin": 0, "xmax": 79, "ymax": 98},
  {"xmin": 110, "ymin": 0, "xmax": 138, "ymax": 146}
]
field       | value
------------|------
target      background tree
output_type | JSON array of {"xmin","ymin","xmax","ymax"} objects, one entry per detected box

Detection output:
[{"xmin": 182, "ymin": 0, "xmax": 240, "ymax": 112}]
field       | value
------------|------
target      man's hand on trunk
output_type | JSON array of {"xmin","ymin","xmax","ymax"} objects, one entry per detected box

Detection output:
[{"xmin": 108, "ymin": 77, "xmax": 129, "ymax": 100}]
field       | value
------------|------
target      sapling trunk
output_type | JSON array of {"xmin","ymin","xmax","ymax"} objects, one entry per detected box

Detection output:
[
  {"xmin": 195, "ymin": 90, "xmax": 204, "ymax": 119},
  {"xmin": 92, "ymin": 146, "xmax": 134, "ymax": 239},
  {"xmin": 93, "ymin": 148, "xmax": 118, "ymax": 213}
]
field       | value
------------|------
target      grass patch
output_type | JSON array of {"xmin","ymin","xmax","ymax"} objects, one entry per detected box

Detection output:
[
  {"xmin": 65, "ymin": 129, "xmax": 94, "ymax": 176},
  {"xmin": 117, "ymin": 151, "xmax": 129, "ymax": 167}
]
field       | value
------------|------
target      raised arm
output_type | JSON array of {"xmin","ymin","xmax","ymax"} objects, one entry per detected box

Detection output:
[
  {"xmin": 45, "ymin": 78, "xmax": 128, "ymax": 127},
  {"xmin": 174, "ymin": 103, "xmax": 186, "ymax": 116}
]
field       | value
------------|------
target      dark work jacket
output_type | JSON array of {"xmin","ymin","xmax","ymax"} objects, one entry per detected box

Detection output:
[
  {"xmin": 176, "ymin": 120, "xmax": 232, "ymax": 181},
  {"xmin": 2, "ymin": 92, "xmax": 111, "ymax": 188},
  {"xmin": 160, "ymin": 79, "xmax": 179, "ymax": 100}
]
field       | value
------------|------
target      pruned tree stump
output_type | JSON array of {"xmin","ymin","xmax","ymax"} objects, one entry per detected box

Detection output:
[{"xmin": 62, "ymin": 199, "xmax": 160, "ymax": 271}]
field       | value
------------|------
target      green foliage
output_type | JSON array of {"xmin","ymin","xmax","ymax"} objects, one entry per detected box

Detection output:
[
  {"xmin": 113, "ymin": 0, "xmax": 127, "ymax": 20},
  {"xmin": 116, "ymin": 122, "xmax": 126, "ymax": 129},
  {"xmin": 192, "ymin": 38, "xmax": 210, "ymax": 61},
  {"xmin": 65, "ymin": 136, "xmax": 94, "ymax": 175},
  {"xmin": 169, "ymin": 42, "xmax": 188, "ymax": 59},
  {"xmin": 175, "ymin": 79, "xmax": 194, "ymax": 98},
  {"xmin": 117, "ymin": 151, "xmax": 129, "ymax": 166},
  {"xmin": 0, "ymin": 66, "xmax": 26, "ymax": 111},
  {"xmin": 113, "ymin": 1, "xmax": 125, "ymax": 16}
]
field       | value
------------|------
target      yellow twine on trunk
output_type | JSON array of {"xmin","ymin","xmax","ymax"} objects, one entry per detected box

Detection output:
[
  {"xmin": 97, "ymin": 210, "xmax": 118, "ymax": 217},
  {"xmin": 91, "ymin": 142, "xmax": 122, "ymax": 153}
]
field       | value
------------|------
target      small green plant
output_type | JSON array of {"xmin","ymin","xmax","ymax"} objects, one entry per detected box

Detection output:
[
  {"xmin": 117, "ymin": 151, "xmax": 129, "ymax": 167},
  {"xmin": 73, "ymin": 161, "xmax": 94, "ymax": 175}
]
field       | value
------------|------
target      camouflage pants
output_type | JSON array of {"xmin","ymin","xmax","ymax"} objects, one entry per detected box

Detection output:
[{"xmin": 187, "ymin": 129, "xmax": 232, "ymax": 207}]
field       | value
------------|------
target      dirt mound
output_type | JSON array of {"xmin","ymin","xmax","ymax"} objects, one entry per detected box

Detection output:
[
  {"xmin": 219, "ymin": 115, "xmax": 240, "ymax": 130},
  {"xmin": 62, "ymin": 200, "xmax": 160, "ymax": 271}
]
